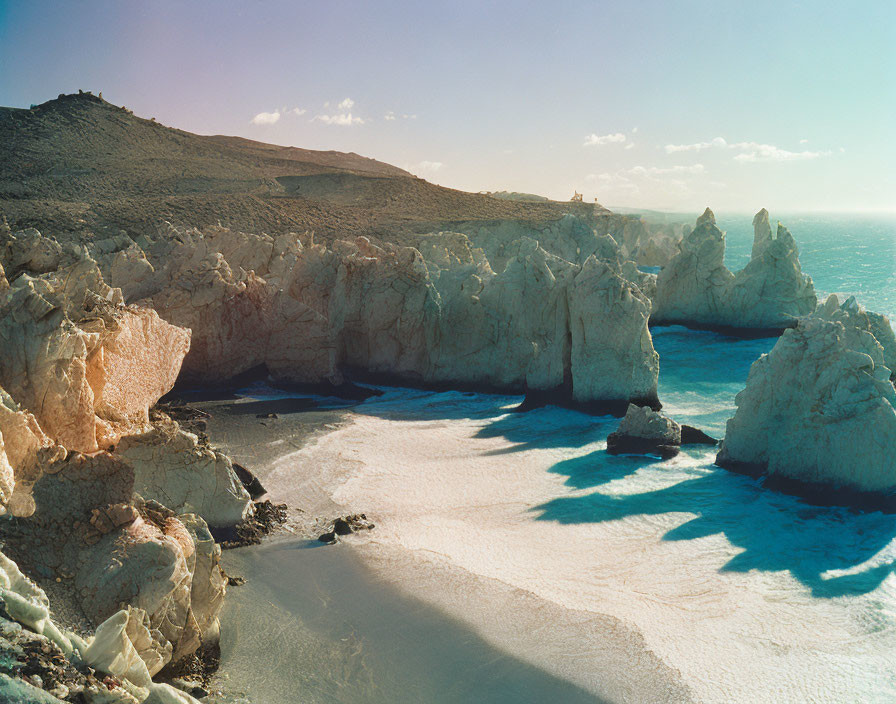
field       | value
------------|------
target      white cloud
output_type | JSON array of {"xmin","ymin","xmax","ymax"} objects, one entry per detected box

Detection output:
[
  {"xmin": 665, "ymin": 136, "xmax": 830, "ymax": 162},
  {"xmin": 664, "ymin": 137, "xmax": 728, "ymax": 153},
  {"xmin": 313, "ymin": 97, "xmax": 368, "ymax": 126},
  {"xmin": 799, "ymin": 138, "xmax": 808, "ymax": 144},
  {"xmin": 624, "ymin": 142, "xmax": 634, "ymax": 150},
  {"xmin": 385, "ymin": 111, "xmax": 416, "ymax": 121},
  {"xmin": 315, "ymin": 112, "xmax": 365, "ymax": 126},
  {"xmin": 732, "ymin": 144, "xmax": 829, "ymax": 162},
  {"xmin": 250, "ymin": 110, "xmax": 280, "ymax": 125},
  {"xmin": 632, "ymin": 127, "xmax": 639, "ymax": 134},
  {"xmin": 584, "ymin": 132, "xmax": 627, "ymax": 147},
  {"xmin": 405, "ymin": 160, "xmax": 444, "ymax": 177},
  {"xmin": 291, "ymin": 107, "xmax": 307, "ymax": 116},
  {"xmin": 628, "ymin": 164, "xmax": 706, "ymax": 176}
]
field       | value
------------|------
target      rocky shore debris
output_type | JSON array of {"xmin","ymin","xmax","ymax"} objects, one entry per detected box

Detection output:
[
  {"xmin": 317, "ymin": 514, "xmax": 375, "ymax": 544},
  {"xmin": 213, "ymin": 500, "xmax": 288, "ymax": 548},
  {"xmin": 607, "ymin": 405, "xmax": 682, "ymax": 459},
  {"xmin": 607, "ymin": 405, "xmax": 717, "ymax": 459}
]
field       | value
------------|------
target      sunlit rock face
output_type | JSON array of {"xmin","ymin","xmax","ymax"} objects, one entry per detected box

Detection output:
[
  {"xmin": 0, "ymin": 386, "xmax": 56, "ymax": 517},
  {"xmin": 568, "ymin": 257, "xmax": 659, "ymax": 404},
  {"xmin": 652, "ymin": 208, "xmax": 817, "ymax": 330},
  {"xmin": 0, "ymin": 229, "xmax": 191, "ymax": 453},
  {"xmin": 716, "ymin": 317, "xmax": 896, "ymax": 495},
  {"xmin": 102, "ymin": 223, "xmax": 660, "ymax": 408}
]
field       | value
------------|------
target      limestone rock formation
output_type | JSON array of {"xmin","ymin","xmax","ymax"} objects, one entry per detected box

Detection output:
[
  {"xmin": 96, "ymin": 223, "xmax": 660, "ymax": 409},
  {"xmin": 716, "ymin": 317, "xmax": 896, "ymax": 497},
  {"xmin": 116, "ymin": 416, "xmax": 253, "ymax": 529},
  {"xmin": 0, "ymin": 546, "xmax": 201, "ymax": 703},
  {"xmin": 0, "ymin": 232, "xmax": 191, "ymax": 452},
  {"xmin": 652, "ymin": 208, "xmax": 817, "ymax": 330},
  {"xmin": 607, "ymin": 404, "xmax": 682, "ymax": 458}
]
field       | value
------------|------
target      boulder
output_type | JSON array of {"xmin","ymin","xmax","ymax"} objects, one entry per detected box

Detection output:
[
  {"xmin": 115, "ymin": 417, "xmax": 253, "ymax": 529},
  {"xmin": 607, "ymin": 404, "xmax": 681, "ymax": 458},
  {"xmin": 17, "ymin": 452, "xmax": 226, "ymax": 667}
]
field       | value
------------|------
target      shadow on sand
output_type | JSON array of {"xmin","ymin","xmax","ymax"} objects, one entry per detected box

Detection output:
[{"xmin": 535, "ymin": 452, "xmax": 896, "ymax": 599}]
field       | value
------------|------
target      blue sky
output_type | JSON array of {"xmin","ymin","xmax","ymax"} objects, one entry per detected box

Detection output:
[{"xmin": 1, "ymin": 0, "xmax": 893, "ymax": 211}]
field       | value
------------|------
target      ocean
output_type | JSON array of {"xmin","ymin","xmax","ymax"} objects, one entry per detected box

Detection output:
[{"xmin": 212, "ymin": 213, "xmax": 896, "ymax": 703}]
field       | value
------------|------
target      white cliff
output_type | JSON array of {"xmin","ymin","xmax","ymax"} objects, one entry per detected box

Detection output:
[
  {"xmin": 652, "ymin": 208, "xmax": 817, "ymax": 330},
  {"xmin": 716, "ymin": 317, "xmax": 896, "ymax": 495},
  {"xmin": 94, "ymin": 223, "xmax": 660, "ymax": 409}
]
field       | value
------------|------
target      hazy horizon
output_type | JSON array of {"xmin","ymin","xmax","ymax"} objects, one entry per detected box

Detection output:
[{"xmin": 2, "ymin": 0, "xmax": 893, "ymax": 213}]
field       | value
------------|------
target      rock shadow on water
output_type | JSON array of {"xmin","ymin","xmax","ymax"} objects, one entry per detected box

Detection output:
[{"xmin": 534, "ymin": 463, "xmax": 896, "ymax": 599}]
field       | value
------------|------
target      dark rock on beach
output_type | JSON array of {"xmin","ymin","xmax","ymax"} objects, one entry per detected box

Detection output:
[
  {"xmin": 681, "ymin": 425, "xmax": 718, "ymax": 445},
  {"xmin": 213, "ymin": 500, "xmax": 288, "ymax": 548},
  {"xmin": 232, "ymin": 462, "xmax": 267, "ymax": 500}
]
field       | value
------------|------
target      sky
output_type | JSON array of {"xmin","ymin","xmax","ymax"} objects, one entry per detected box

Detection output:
[{"xmin": 1, "ymin": 0, "xmax": 893, "ymax": 212}]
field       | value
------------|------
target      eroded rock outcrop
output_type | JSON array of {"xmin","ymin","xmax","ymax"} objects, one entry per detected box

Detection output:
[
  {"xmin": 116, "ymin": 417, "xmax": 253, "ymax": 529},
  {"xmin": 97, "ymin": 223, "xmax": 660, "ymax": 410},
  {"xmin": 0, "ymin": 232, "xmax": 191, "ymax": 452},
  {"xmin": 716, "ymin": 317, "xmax": 896, "ymax": 498},
  {"xmin": 0, "ymin": 546, "xmax": 202, "ymax": 703},
  {"xmin": 814, "ymin": 294, "xmax": 896, "ymax": 373},
  {"xmin": 7, "ymin": 450, "xmax": 227, "ymax": 669},
  {"xmin": 652, "ymin": 208, "xmax": 817, "ymax": 331}
]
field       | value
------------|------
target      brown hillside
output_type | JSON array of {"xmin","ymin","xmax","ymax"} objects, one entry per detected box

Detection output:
[{"xmin": 0, "ymin": 91, "xmax": 609, "ymax": 243}]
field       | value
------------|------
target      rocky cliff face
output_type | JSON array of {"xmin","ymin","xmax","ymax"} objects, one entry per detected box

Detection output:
[
  {"xmin": 0, "ymin": 228, "xmax": 191, "ymax": 453},
  {"xmin": 96, "ymin": 221, "xmax": 661, "ymax": 410},
  {"xmin": 716, "ymin": 304, "xmax": 896, "ymax": 497},
  {"xmin": 652, "ymin": 208, "xmax": 817, "ymax": 330},
  {"xmin": 0, "ymin": 226, "xmax": 257, "ymax": 698}
]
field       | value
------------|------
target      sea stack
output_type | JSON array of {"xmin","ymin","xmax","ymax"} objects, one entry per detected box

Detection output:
[{"xmin": 716, "ymin": 314, "xmax": 896, "ymax": 501}]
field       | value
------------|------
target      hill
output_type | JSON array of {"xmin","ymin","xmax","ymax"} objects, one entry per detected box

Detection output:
[{"xmin": 0, "ymin": 91, "xmax": 607, "ymax": 244}]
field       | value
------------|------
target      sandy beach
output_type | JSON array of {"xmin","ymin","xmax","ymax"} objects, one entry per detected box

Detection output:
[{"xmin": 192, "ymin": 386, "xmax": 692, "ymax": 704}]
